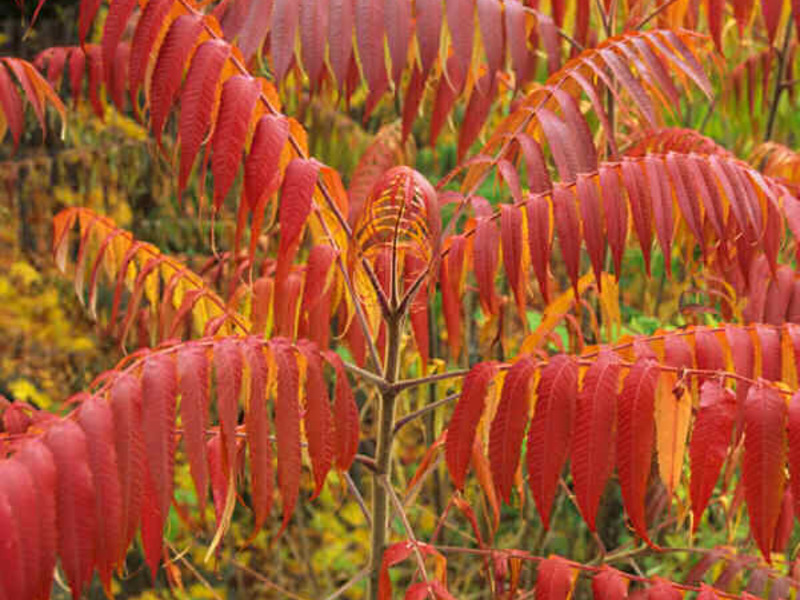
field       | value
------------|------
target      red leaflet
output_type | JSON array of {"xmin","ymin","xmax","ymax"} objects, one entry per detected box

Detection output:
[
  {"xmin": 273, "ymin": 342, "xmax": 302, "ymax": 534},
  {"xmin": 538, "ymin": 108, "xmax": 578, "ymax": 182},
  {"xmin": 214, "ymin": 338, "xmax": 243, "ymax": 479},
  {"xmin": 178, "ymin": 40, "xmax": 231, "ymax": 197},
  {"xmin": 647, "ymin": 581, "xmax": 682, "ymax": 600},
  {"xmin": 108, "ymin": 374, "xmax": 145, "ymax": 559},
  {"xmin": 140, "ymin": 354, "xmax": 177, "ymax": 578},
  {"xmin": 665, "ymin": 154, "xmax": 703, "ymax": 252},
  {"xmin": 601, "ymin": 47, "xmax": 656, "ymax": 124},
  {"xmin": 765, "ymin": 266, "xmax": 794, "ymax": 325},
  {"xmin": 517, "ymin": 134, "xmax": 551, "ymax": 193},
  {"xmin": 128, "ymin": 0, "xmax": 173, "ymax": 105},
  {"xmin": 621, "ymin": 160, "xmax": 652, "ymax": 275},
  {"xmin": 473, "ymin": 209, "xmax": 500, "ymax": 315},
  {"xmin": 527, "ymin": 355, "xmax": 579, "ymax": 527},
  {"xmin": 477, "ymin": 0, "xmax": 504, "ymax": 77},
  {"xmin": 299, "ymin": 346, "xmax": 333, "ymax": 497},
  {"xmin": 300, "ymin": 0, "xmax": 329, "ymax": 88},
  {"xmin": 617, "ymin": 359, "xmax": 661, "ymax": 546},
  {"xmin": 79, "ymin": 0, "xmax": 102, "ymax": 46},
  {"xmin": 756, "ymin": 325, "xmax": 781, "ymax": 381},
  {"xmin": 706, "ymin": 0, "xmax": 724, "ymax": 51},
  {"xmin": 85, "ymin": 45, "xmax": 104, "ymax": 118},
  {"xmin": 384, "ymin": 0, "xmax": 410, "ymax": 87},
  {"xmin": 592, "ymin": 568, "xmax": 628, "ymax": 600},
  {"xmin": 577, "ymin": 173, "xmax": 605, "ymax": 288},
  {"xmin": 505, "ymin": 0, "xmax": 534, "ymax": 83},
  {"xmin": 644, "ymin": 157, "xmax": 673, "ymax": 277},
  {"xmin": 501, "ymin": 204, "xmax": 525, "ymax": 316},
  {"xmin": 301, "ymin": 245, "xmax": 337, "ymax": 315},
  {"xmin": 552, "ymin": 186, "xmax": 582, "ymax": 295},
  {"xmin": 212, "ymin": 75, "xmax": 262, "ymax": 210},
  {"xmin": 110, "ymin": 43, "xmax": 131, "ymax": 113},
  {"xmin": 789, "ymin": 392, "xmax": 800, "ymax": 521},
  {"xmin": 206, "ymin": 433, "xmax": 230, "ymax": 529},
  {"xmin": 572, "ymin": 350, "xmax": 620, "ymax": 530},
  {"xmin": 762, "ymin": 0, "xmax": 781, "ymax": 43},
  {"xmin": 0, "ymin": 63, "xmax": 24, "ymax": 148},
  {"xmin": 0, "ymin": 459, "xmax": 38, "ymax": 600},
  {"xmin": 458, "ymin": 73, "xmax": 496, "ymax": 161},
  {"xmin": 240, "ymin": 340, "xmax": 273, "ymax": 535},
  {"xmin": 489, "ymin": 356, "xmax": 536, "ymax": 503},
  {"xmin": 101, "ymin": 0, "xmax": 137, "ymax": 85},
  {"xmin": 324, "ymin": 351, "xmax": 360, "ymax": 470},
  {"xmin": 329, "ymin": 0, "xmax": 354, "ymax": 88},
  {"xmin": 279, "ymin": 158, "xmax": 319, "ymax": 264},
  {"xmin": 272, "ymin": 0, "xmax": 300, "ymax": 83},
  {"xmin": 69, "ymin": 47, "xmax": 86, "ymax": 108},
  {"xmin": 527, "ymin": 193, "xmax": 552, "ymax": 302},
  {"xmin": 430, "ymin": 55, "xmax": 462, "ymax": 145},
  {"xmin": 149, "ymin": 14, "xmax": 204, "ymax": 145},
  {"xmin": 535, "ymin": 557, "xmax": 574, "ymax": 600},
  {"xmin": 0, "ymin": 481, "xmax": 23, "ymax": 600},
  {"xmin": 401, "ymin": 66, "xmax": 425, "ymax": 141},
  {"xmin": 695, "ymin": 328, "xmax": 726, "ymax": 376},
  {"xmin": 416, "ymin": 0, "xmax": 443, "ymax": 77},
  {"xmin": 44, "ymin": 420, "xmax": 97, "ymax": 600},
  {"xmin": 690, "ymin": 381, "xmax": 736, "ymax": 529},
  {"xmin": 4, "ymin": 58, "xmax": 46, "ymax": 132},
  {"xmin": 77, "ymin": 396, "xmax": 123, "ymax": 592},
  {"xmin": 553, "ymin": 89, "xmax": 597, "ymax": 174},
  {"xmin": 232, "ymin": 0, "xmax": 275, "ymax": 62},
  {"xmin": 446, "ymin": 362, "xmax": 499, "ymax": 489},
  {"xmin": 245, "ymin": 114, "xmax": 290, "ymax": 210},
  {"xmin": 14, "ymin": 440, "xmax": 57, "ymax": 600},
  {"xmin": 743, "ymin": 384, "xmax": 787, "ymax": 560},
  {"xmin": 178, "ymin": 344, "xmax": 210, "ymax": 507},
  {"xmin": 355, "ymin": 0, "xmax": 388, "ymax": 95},
  {"xmin": 446, "ymin": 0, "xmax": 475, "ymax": 82}
]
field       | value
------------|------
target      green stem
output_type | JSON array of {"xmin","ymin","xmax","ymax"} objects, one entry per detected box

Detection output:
[{"xmin": 368, "ymin": 314, "xmax": 403, "ymax": 599}]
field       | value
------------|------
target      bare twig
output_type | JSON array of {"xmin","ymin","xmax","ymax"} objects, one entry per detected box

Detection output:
[
  {"xmin": 393, "ymin": 392, "xmax": 460, "ymax": 435},
  {"xmin": 344, "ymin": 471, "xmax": 373, "ymax": 527},
  {"xmin": 324, "ymin": 568, "xmax": 370, "ymax": 600},
  {"xmin": 635, "ymin": 0, "xmax": 682, "ymax": 30},
  {"xmin": 765, "ymin": 14, "xmax": 795, "ymax": 141},
  {"xmin": 231, "ymin": 559, "xmax": 312, "ymax": 600},
  {"xmin": 380, "ymin": 475, "xmax": 434, "ymax": 596}
]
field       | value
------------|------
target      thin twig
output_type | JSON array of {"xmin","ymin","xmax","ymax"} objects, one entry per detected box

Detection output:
[
  {"xmin": 231, "ymin": 559, "xmax": 313, "ymax": 600},
  {"xmin": 635, "ymin": 0, "xmax": 682, "ymax": 30},
  {"xmin": 344, "ymin": 471, "xmax": 373, "ymax": 527},
  {"xmin": 380, "ymin": 475, "xmax": 434, "ymax": 595},
  {"xmin": 765, "ymin": 14, "xmax": 794, "ymax": 141},
  {"xmin": 343, "ymin": 361, "xmax": 387, "ymax": 389},
  {"xmin": 324, "ymin": 568, "xmax": 370, "ymax": 600},
  {"xmin": 393, "ymin": 369, "xmax": 470, "ymax": 393},
  {"xmin": 393, "ymin": 392, "xmax": 461, "ymax": 435}
]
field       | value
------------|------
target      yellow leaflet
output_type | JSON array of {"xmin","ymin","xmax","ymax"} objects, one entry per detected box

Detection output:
[
  {"xmin": 518, "ymin": 271, "xmax": 594, "ymax": 355},
  {"xmin": 599, "ymin": 273, "xmax": 621, "ymax": 342},
  {"xmin": 782, "ymin": 328, "xmax": 797, "ymax": 389},
  {"xmin": 655, "ymin": 372, "xmax": 691, "ymax": 496}
]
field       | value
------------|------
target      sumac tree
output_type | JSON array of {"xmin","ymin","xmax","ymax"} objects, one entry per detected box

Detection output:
[{"xmin": 3, "ymin": 0, "xmax": 800, "ymax": 598}]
